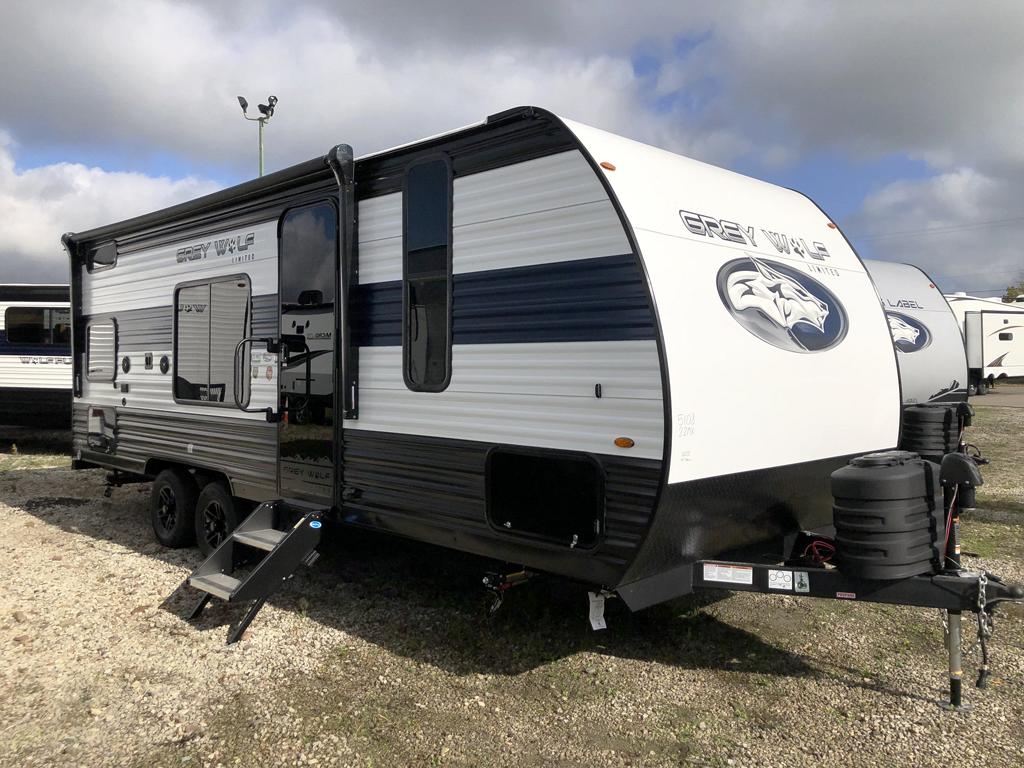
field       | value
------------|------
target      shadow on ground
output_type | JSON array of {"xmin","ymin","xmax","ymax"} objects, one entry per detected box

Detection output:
[
  {"xmin": 0, "ymin": 426, "xmax": 71, "ymax": 455},
  {"xmin": 14, "ymin": 466, "xmax": 817, "ymax": 682}
]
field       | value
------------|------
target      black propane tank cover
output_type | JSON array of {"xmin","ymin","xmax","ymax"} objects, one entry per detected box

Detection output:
[
  {"xmin": 899, "ymin": 404, "xmax": 960, "ymax": 463},
  {"xmin": 831, "ymin": 450, "xmax": 944, "ymax": 581}
]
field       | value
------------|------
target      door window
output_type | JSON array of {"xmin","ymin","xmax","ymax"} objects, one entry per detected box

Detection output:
[{"xmin": 278, "ymin": 202, "xmax": 338, "ymax": 502}]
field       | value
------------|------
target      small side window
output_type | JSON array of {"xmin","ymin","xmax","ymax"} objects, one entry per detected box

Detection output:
[
  {"xmin": 403, "ymin": 155, "xmax": 452, "ymax": 392},
  {"xmin": 88, "ymin": 243, "xmax": 117, "ymax": 272},
  {"xmin": 87, "ymin": 322, "xmax": 117, "ymax": 382},
  {"xmin": 999, "ymin": 332, "xmax": 1013, "ymax": 341},
  {"xmin": 4, "ymin": 307, "xmax": 70, "ymax": 346}
]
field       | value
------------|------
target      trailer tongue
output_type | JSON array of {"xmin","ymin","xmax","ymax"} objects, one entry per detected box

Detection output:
[{"xmin": 685, "ymin": 408, "xmax": 1023, "ymax": 712}]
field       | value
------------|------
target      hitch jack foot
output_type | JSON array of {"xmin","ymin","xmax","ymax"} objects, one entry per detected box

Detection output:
[{"xmin": 940, "ymin": 611, "xmax": 973, "ymax": 712}]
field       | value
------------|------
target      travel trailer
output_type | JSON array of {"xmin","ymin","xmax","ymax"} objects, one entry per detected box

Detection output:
[
  {"xmin": 62, "ymin": 108, "xmax": 1019, "ymax": 708},
  {"xmin": 0, "ymin": 284, "xmax": 71, "ymax": 427},
  {"xmin": 863, "ymin": 260, "xmax": 967, "ymax": 406},
  {"xmin": 944, "ymin": 293, "xmax": 1024, "ymax": 393}
]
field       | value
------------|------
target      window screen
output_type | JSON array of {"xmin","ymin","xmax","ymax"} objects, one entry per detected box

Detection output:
[
  {"xmin": 5, "ymin": 307, "xmax": 70, "ymax": 346},
  {"xmin": 87, "ymin": 322, "xmax": 117, "ymax": 382},
  {"xmin": 403, "ymin": 156, "xmax": 452, "ymax": 392},
  {"xmin": 174, "ymin": 278, "xmax": 250, "ymax": 404}
]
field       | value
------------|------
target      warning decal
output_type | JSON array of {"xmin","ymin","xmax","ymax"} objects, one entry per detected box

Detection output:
[{"xmin": 702, "ymin": 563, "xmax": 753, "ymax": 586}]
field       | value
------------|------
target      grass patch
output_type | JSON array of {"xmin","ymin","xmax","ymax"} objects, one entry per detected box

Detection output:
[
  {"xmin": 968, "ymin": 401, "xmax": 1024, "ymax": 514},
  {"xmin": 0, "ymin": 453, "xmax": 70, "ymax": 471}
]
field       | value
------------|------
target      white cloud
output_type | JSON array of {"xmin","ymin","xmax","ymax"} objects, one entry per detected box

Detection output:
[
  {"xmin": 0, "ymin": 1, "xmax": 722, "ymax": 173},
  {"xmin": 0, "ymin": 132, "xmax": 219, "ymax": 282},
  {"xmin": 1, "ymin": 1, "xmax": 1023, "ymax": 288},
  {"xmin": 848, "ymin": 168, "xmax": 1024, "ymax": 295}
]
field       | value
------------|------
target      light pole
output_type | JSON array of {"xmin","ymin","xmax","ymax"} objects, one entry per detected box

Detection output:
[{"xmin": 237, "ymin": 95, "xmax": 278, "ymax": 177}]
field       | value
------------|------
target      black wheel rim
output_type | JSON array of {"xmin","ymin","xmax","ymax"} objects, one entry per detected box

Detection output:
[
  {"xmin": 156, "ymin": 486, "xmax": 177, "ymax": 532},
  {"xmin": 202, "ymin": 500, "xmax": 228, "ymax": 550}
]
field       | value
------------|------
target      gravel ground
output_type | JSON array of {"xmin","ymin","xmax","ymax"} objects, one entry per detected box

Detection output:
[{"xmin": 1, "ymin": 417, "xmax": 1023, "ymax": 767}]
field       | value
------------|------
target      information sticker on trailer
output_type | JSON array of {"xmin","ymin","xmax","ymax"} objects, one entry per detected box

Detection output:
[
  {"xmin": 768, "ymin": 570, "xmax": 793, "ymax": 591},
  {"xmin": 702, "ymin": 563, "xmax": 753, "ymax": 586}
]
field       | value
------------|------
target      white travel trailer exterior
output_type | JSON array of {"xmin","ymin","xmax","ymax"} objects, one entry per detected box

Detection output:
[
  {"xmin": 944, "ymin": 293, "xmax": 1024, "ymax": 393},
  {"xmin": 863, "ymin": 261, "xmax": 968, "ymax": 406},
  {"xmin": 0, "ymin": 285, "xmax": 72, "ymax": 427},
  {"xmin": 63, "ymin": 107, "xmax": 901, "ymax": 609}
]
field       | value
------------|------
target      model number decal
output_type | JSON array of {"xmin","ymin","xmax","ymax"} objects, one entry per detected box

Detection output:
[{"xmin": 679, "ymin": 209, "xmax": 831, "ymax": 262}]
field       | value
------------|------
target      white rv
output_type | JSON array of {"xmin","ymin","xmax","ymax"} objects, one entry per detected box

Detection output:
[
  {"xmin": 0, "ymin": 285, "xmax": 72, "ymax": 427},
  {"xmin": 62, "ymin": 107, "xmax": 901, "ymax": 610},
  {"xmin": 864, "ymin": 261, "xmax": 967, "ymax": 405},
  {"xmin": 944, "ymin": 293, "xmax": 1024, "ymax": 393}
]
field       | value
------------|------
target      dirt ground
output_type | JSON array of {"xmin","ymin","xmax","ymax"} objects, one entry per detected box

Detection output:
[
  {"xmin": 976, "ymin": 380, "xmax": 1024, "ymax": 409},
  {"xmin": 0, "ymin": 402, "xmax": 1022, "ymax": 768}
]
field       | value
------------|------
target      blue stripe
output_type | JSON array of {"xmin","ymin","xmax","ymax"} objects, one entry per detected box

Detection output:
[
  {"xmin": 351, "ymin": 254, "xmax": 654, "ymax": 346},
  {"xmin": 0, "ymin": 330, "xmax": 70, "ymax": 357}
]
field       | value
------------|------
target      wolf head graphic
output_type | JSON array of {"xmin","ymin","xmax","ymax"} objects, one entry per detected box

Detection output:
[
  {"xmin": 887, "ymin": 314, "xmax": 920, "ymax": 345},
  {"xmin": 726, "ymin": 256, "xmax": 830, "ymax": 335}
]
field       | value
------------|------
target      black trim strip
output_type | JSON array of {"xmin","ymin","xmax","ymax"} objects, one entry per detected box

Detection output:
[
  {"xmin": 352, "ymin": 253, "xmax": 655, "ymax": 346},
  {"xmin": 0, "ymin": 285, "xmax": 68, "ymax": 302}
]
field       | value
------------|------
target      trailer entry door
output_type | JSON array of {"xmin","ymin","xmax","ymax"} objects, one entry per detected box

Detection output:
[{"xmin": 278, "ymin": 201, "xmax": 339, "ymax": 503}]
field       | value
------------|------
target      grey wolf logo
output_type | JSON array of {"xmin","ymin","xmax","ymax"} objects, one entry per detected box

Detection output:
[
  {"xmin": 717, "ymin": 255, "xmax": 847, "ymax": 353},
  {"xmin": 725, "ymin": 256, "xmax": 829, "ymax": 335},
  {"xmin": 887, "ymin": 314, "xmax": 919, "ymax": 345},
  {"xmin": 884, "ymin": 311, "xmax": 931, "ymax": 353}
]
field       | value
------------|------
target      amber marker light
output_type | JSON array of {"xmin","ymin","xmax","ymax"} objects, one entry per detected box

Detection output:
[
  {"xmin": 600, "ymin": 161, "xmax": 616, "ymax": 171},
  {"xmin": 614, "ymin": 437, "xmax": 635, "ymax": 448},
  {"xmin": 826, "ymin": 222, "xmax": 837, "ymax": 229}
]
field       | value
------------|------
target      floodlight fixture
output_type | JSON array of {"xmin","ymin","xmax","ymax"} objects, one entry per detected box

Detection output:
[{"xmin": 236, "ymin": 94, "xmax": 279, "ymax": 177}]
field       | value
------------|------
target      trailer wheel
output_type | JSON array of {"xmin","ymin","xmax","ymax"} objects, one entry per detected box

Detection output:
[
  {"xmin": 195, "ymin": 482, "xmax": 239, "ymax": 556},
  {"xmin": 150, "ymin": 469, "xmax": 199, "ymax": 548}
]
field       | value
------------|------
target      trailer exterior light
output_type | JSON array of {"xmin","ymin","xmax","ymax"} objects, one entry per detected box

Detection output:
[
  {"xmin": 600, "ymin": 161, "xmax": 616, "ymax": 171},
  {"xmin": 827, "ymin": 222, "xmax": 837, "ymax": 229},
  {"xmin": 614, "ymin": 437, "xmax": 635, "ymax": 448}
]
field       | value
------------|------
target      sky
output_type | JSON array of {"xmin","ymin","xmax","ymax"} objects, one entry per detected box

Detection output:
[{"xmin": 0, "ymin": 0, "xmax": 1022, "ymax": 296}]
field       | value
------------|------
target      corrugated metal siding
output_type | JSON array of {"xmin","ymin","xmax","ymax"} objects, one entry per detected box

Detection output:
[
  {"xmin": 342, "ymin": 429, "xmax": 661, "ymax": 574},
  {"xmin": 109, "ymin": 407, "xmax": 277, "ymax": 496},
  {"xmin": 346, "ymin": 341, "xmax": 663, "ymax": 459},
  {"xmin": 118, "ymin": 305, "xmax": 172, "ymax": 352},
  {"xmin": 81, "ymin": 219, "xmax": 278, "ymax": 315},
  {"xmin": 452, "ymin": 150, "xmax": 609, "ymax": 229},
  {"xmin": 353, "ymin": 150, "xmax": 631, "ymax": 284},
  {"xmin": 356, "ymin": 193, "xmax": 402, "ymax": 284},
  {"xmin": 351, "ymin": 254, "xmax": 654, "ymax": 347},
  {"xmin": 454, "ymin": 254, "xmax": 654, "ymax": 344}
]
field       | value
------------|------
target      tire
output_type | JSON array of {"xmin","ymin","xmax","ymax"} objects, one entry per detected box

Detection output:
[
  {"xmin": 195, "ymin": 481, "xmax": 240, "ymax": 556},
  {"xmin": 150, "ymin": 469, "xmax": 199, "ymax": 548}
]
